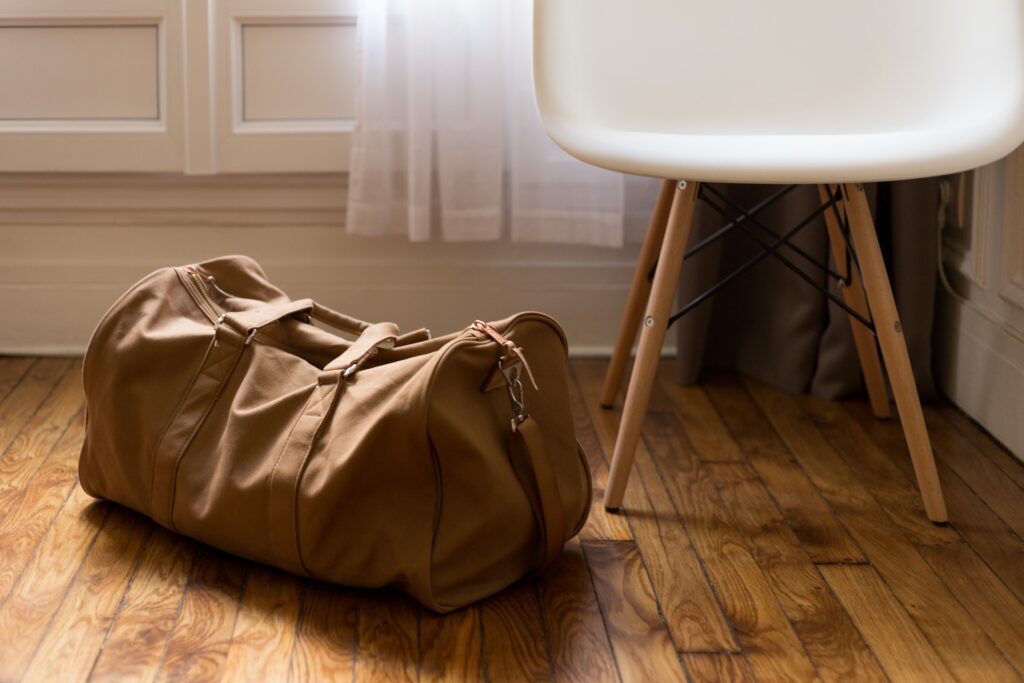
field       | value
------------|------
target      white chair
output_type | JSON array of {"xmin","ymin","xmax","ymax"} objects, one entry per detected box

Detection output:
[{"xmin": 533, "ymin": 0, "xmax": 1024, "ymax": 523}]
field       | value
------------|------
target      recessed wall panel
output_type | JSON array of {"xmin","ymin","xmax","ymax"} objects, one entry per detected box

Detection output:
[
  {"xmin": 0, "ymin": 25, "xmax": 159, "ymax": 120},
  {"xmin": 241, "ymin": 23, "xmax": 356, "ymax": 121}
]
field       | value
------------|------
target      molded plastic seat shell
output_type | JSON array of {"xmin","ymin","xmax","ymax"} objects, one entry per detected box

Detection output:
[{"xmin": 533, "ymin": 0, "xmax": 1024, "ymax": 182}]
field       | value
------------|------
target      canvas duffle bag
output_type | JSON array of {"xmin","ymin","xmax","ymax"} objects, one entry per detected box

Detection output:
[{"xmin": 79, "ymin": 255, "xmax": 590, "ymax": 612}]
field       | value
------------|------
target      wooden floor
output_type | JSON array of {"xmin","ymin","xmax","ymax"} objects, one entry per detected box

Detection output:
[{"xmin": 1, "ymin": 357, "xmax": 1023, "ymax": 682}]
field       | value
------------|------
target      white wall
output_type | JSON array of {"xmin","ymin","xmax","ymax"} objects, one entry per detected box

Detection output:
[
  {"xmin": 936, "ymin": 149, "xmax": 1024, "ymax": 460},
  {"xmin": 0, "ymin": 0, "xmax": 648, "ymax": 355}
]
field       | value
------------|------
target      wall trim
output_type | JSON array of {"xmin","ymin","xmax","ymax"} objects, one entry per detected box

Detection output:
[
  {"xmin": 0, "ymin": 172, "xmax": 644, "ymax": 356},
  {"xmin": 937, "ymin": 288, "xmax": 1024, "ymax": 460},
  {"xmin": 937, "ymin": 150, "xmax": 1024, "ymax": 460},
  {"xmin": 0, "ymin": 172, "xmax": 347, "ymax": 226}
]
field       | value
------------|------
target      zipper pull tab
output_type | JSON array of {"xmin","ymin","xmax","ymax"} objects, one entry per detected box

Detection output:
[
  {"xmin": 212, "ymin": 313, "xmax": 227, "ymax": 346},
  {"xmin": 471, "ymin": 320, "xmax": 539, "ymax": 391}
]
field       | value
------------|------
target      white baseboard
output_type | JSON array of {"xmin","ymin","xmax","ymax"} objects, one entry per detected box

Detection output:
[
  {"xmin": 936, "ymin": 289, "xmax": 1024, "ymax": 461},
  {"xmin": 0, "ymin": 174, "xmax": 654, "ymax": 355},
  {"xmin": 0, "ymin": 258, "xmax": 641, "ymax": 353},
  {"xmin": 0, "ymin": 173, "xmax": 686, "ymax": 362}
]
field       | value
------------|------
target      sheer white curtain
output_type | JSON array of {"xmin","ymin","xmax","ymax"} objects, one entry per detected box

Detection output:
[{"xmin": 345, "ymin": 0, "xmax": 630, "ymax": 247}]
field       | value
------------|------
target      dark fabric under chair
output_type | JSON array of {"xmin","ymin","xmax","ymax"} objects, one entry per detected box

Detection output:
[{"xmin": 673, "ymin": 180, "xmax": 939, "ymax": 400}]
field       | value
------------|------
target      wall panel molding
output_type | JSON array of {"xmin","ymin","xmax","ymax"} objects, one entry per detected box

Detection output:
[
  {"xmin": 937, "ymin": 148, "xmax": 1024, "ymax": 460},
  {"xmin": 239, "ymin": 19, "xmax": 357, "ymax": 125},
  {"xmin": 0, "ymin": 24, "xmax": 160, "ymax": 122},
  {"xmin": 0, "ymin": 0, "xmax": 358, "ymax": 173},
  {"xmin": 0, "ymin": 0, "xmax": 183, "ymax": 171},
  {"xmin": 0, "ymin": 172, "xmax": 347, "ymax": 225},
  {"xmin": 999, "ymin": 148, "xmax": 1024, "ymax": 311},
  {"xmin": 214, "ymin": 0, "xmax": 359, "ymax": 172}
]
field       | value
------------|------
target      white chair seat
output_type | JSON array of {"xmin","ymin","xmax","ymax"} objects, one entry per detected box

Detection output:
[{"xmin": 534, "ymin": 0, "xmax": 1024, "ymax": 183}]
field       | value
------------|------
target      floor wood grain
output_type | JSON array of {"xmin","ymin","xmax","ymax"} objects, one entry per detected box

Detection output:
[{"xmin": 1, "ymin": 355, "xmax": 1022, "ymax": 682}]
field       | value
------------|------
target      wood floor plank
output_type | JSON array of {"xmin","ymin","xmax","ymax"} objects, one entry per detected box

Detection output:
[
  {"xmin": 697, "ymin": 372, "xmax": 865, "ymax": 564},
  {"xmin": 654, "ymin": 377, "xmax": 744, "ymax": 462},
  {"xmin": 0, "ymin": 409, "xmax": 85, "ymax": 601},
  {"xmin": 846, "ymin": 401, "xmax": 1024, "ymax": 604},
  {"xmin": 820, "ymin": 565, "xmax": 954, "ymax": 683},
  {"xmin": 918, "ymin": 541, "xmax": 1024, "ymax": 679},
  {"xmin": 805, "ymin": 394, "xmax": 1024, "ymax": 678},
  {"xmin": 707, "ymin": 462, "xmax": 886, "ymax": 682},
  {"xmin": 573, "ymin": 361, "xmax": 738, "ymax": 653},
  {"xmin": 354, "ymin": 592, "xmax": 419, "ymax": 683},
  {"xmin": 0, "ymin": 357, "xmax": 37, "ymax": 410},
  {"xmin": 419, "ymin": 604, "xmax": 483, "ymax": 683},
  {"xmin": 800, "ymin": 394, "xmax": 958, "ymax": 547},
  {"xmin": 567, "ymin": 366, "xmax": 633, "ymax": 542},
  {"xmin": 0, "ymin": 486, "xmax": 110, "ymax": 681},
  {"xmin": 0, "ymin": 360, "xmax": 82, "ymax": 513},
  {"xmin": 938, "ymin": 404, "xmax": 1024, "ymax": 494},
  {"xmin": 219, "ymin": 565, "xmax": 303, "ymax": 682},
  {"xmin": 87, "ymin": 530, "xmax": 195, "ymax": 683},
  {"xmin": 288, "ymin": 583, "xmax": 359, "ymax": 683},
  {"xmin": 480, "ymin": 581, "xmax": 552, "ymax": 683},
  {"xmin": 641, "ymin": 411, "xmax": 820, "ymax": 682},
  {"xmin": 538, "ymin": 538, "xmax": 619, "ymax": 683},
  {"xmin": 0, "ymin": 358, "xmax": 72, "ymax": 458},
  {"xmin": 746, "ymin": 378, "xmax": 1021, "ymax": 683},
  {"xmin": 155, "ymin": 552, "xmax": 248, "ymax": 683},
  {"xmin": 683, "ymin": 653, "xmax": 756, "ymax": 683},
  {"xmin": 923, "ymin": 409, "xmax": 1024, "ymax": 539},
  {"xmin": 19, "ymin": 507, "xmax": 151, "ymax": 683},
  {"xmin": 582, "ymin": 540, "xmax": 687, "ymax": 683},
  {"xmin": 623, "ymin": 453, "xmax": 740, "ymax": 655}
]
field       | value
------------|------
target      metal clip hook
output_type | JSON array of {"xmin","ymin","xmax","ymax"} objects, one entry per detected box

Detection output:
[
  {"xmin": 501, "ymin": 359, "xmax": 529, "ymax": 431},
  {"xmin": 341, "ymin": 346, "xmax": 379, "ymax": 381}
]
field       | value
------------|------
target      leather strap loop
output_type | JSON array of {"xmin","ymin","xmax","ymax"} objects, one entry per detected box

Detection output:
[
  {"xmin": 507, "ymin": 416, "xmax": 567, "ymax": 572},
  {"xmin": 324, "ymin": 322, "xmax": 401, "ymax": 373}
]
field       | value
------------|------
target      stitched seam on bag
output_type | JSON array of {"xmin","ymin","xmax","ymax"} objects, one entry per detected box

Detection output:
[
  {"xmin": 149, "ymin": 333, "xmax": 217, "ymax": 505},
  {"xmin": 266, "ymin": 384, "xmax": 321, "ymax": 568},
  {"xmin": 292, "ymin": 382, "xmax": 344, "ymax": 577},
  {"xmin": 569, "ymin": 441, "xmax": 592, "ymax": 537},
  {"xmin": 305, "ymin": 383, "xmax": 333, "ymax": 415},
  {"xmin": 152, "ymin": 331, "xmax": 241, "ymax": 526},
  {"xmin": 422, "ymin": 337, "xmax": 473, "ymax": 611},
  {"xmin": 166, "ymin": 342, "xmax": 247, "ymax": 529}
]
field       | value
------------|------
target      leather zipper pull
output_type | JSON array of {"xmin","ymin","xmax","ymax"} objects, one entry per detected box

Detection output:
[{"xmin": 471, "ymin": 320, "xmax": 539, "ymax": 390}]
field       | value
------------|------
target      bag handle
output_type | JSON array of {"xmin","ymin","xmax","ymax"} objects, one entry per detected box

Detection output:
[
  {"xmin": 229, "ymin": 298, "xmax": 375, "ymax": 335},
  {"xmin": 323, "ymin": 322, "xmax": 401, "ymax": 377},
  {"xmin": 226, "ymin": 297, "xmax": 428, "ymax": 366},
  {"xmin": 507, "ymin": 416, "xmax": 568, "ymax": 572}
]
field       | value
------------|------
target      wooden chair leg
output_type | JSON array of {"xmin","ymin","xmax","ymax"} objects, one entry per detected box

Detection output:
[
  {"xmin": 604, "ymin": 181, "xmax": 699, "ymax": 510},
  {"xmin": 818, "ymin": 184, "xmax": 892, "ymax": 419},
  {"xmin": 842, "ymin": 183, "xmax": 948, "ymax": 523},
  {"xmin": 600, "ymin": 179, "xmax": 677, "ymax": 408}
]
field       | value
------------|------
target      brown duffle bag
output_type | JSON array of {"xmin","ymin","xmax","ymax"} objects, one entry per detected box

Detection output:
[{"xmin": 79, "ymin": 255, "xmax": 590, "ymax": 612}]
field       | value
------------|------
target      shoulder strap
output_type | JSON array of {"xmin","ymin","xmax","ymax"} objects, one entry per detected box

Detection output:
[{"xmin": 507, "ymin": 416, "xmax": 568, "ymax": 572}]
